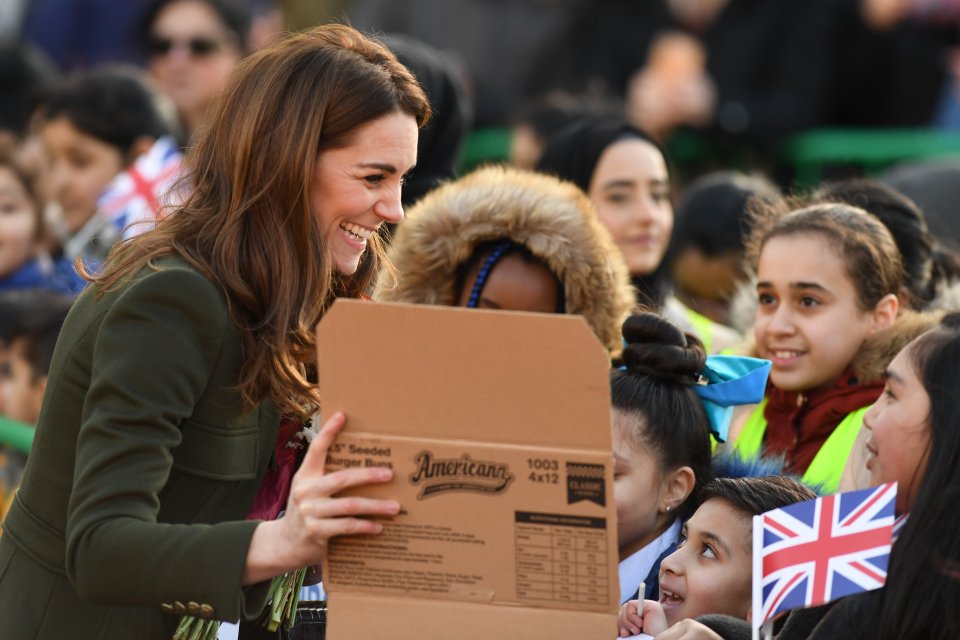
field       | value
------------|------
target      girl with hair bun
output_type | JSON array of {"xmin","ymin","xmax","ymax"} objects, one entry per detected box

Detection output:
[{"xmin": 611, "ymin": 311, "xmax": 714, "ymax": 604}]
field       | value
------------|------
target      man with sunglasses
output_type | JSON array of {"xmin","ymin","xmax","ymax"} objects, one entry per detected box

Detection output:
[{"xmin": 141, "ymin": 0, "xmax": 249, "ymax": 142}]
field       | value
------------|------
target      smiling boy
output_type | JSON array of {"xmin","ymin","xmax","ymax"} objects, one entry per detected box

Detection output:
[{"xmin": 618, "ymin": 475, "xmax": 816, "ymax": 637}]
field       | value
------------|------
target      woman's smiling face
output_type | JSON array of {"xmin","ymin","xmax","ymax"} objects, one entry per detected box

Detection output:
[{"xmin": 311, "ymin": 110, "xmax": 418, "ymax": 275}]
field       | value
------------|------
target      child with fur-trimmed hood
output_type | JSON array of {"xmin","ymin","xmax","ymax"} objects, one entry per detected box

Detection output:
[{"xmin": 374, "ymin": 165, "xmax": 636, "ymax": 355}]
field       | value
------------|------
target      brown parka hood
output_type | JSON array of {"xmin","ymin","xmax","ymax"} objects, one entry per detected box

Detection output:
[{"xmin": 374, "ymin": 165, "xmax": 636, "ymax": 353}]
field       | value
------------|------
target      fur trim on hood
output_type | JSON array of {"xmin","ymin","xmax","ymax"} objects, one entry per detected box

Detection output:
[
  {"xmin": 928, "ymin": 276, "xmax": 960, "ymax": 314},
  {"xmin": 374, "ymin": 165, "xmax": 636, "ymax": 353},
  {"xmin": 854, "ymin": 310, "xmax": 944, "ymax": 383}
]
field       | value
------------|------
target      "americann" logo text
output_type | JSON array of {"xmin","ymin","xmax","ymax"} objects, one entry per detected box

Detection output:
[{"xmin": 409, "ymin": 451, "xmax": 514, "ymax": 499}]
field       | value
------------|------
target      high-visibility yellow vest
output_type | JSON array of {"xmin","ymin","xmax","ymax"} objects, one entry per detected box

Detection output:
[
  {"xmin": 732, "ymin": 398, "xmax": 869, "ymax": 494},
  {"xmin": 684, "ymin": 307, "xmax": 716, "ymax": 354}
]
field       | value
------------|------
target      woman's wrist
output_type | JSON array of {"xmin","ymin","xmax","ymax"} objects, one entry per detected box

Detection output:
[{"xmin": 243, "ymin": 519, "xmax": 312, "ymax": 586}]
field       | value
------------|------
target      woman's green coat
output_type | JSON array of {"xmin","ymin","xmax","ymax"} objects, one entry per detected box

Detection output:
[{"xmin": 0, "ymin": 256, "xmax": 281, "ymax": 638}]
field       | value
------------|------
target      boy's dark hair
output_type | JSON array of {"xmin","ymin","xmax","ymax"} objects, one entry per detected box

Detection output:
[
  {"xmin": 700, "ymin": 476, "xmax": 817, "ymax": 519},
  {"xmin": 139, "ymin": 0, "xmax": 251, "ymax": 53},
  {"xmin": 0, "ymin": 41, "xmax": 60, "ymax": 137},
  {"xmin": 611, "ymin": 312, "xmax": 714, "ymax": 520},
  {"xmin": 0, "ymin": 290, "xmax": 75, "ymax": 343},
  {"xmin": 39, "ymin": 65, "xmax": 171, "ymax": 156},
  {"xmin": 814, "ymin": 179, "xmax": 935, "ymax": 310},
  {"xmin": 8, "ymin": 297, "xmax": 73, "ymax": 381}
]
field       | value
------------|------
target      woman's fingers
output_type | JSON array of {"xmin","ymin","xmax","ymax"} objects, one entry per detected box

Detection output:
[
  {"xmin": 302, "ymin": 516, "xmax": 387, "ymax": 540},
  {"xmin": 283, "ymin": 411, "xmax": 402, "ymax": 548},
  {"xmin": 299, "ymin": 495, "xmax": 400, "ymax": 520},
  {"xmin": 298, "ymin": 411, "xmax": 348, "ymax": 477},
  {"xmin": 292, "ymin": 465, "xmax": 394, "ymax": 504}
]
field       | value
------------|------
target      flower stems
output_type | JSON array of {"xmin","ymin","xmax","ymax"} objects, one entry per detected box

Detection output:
[
  {"xmin": 266, "ymin": 566, "xmax": 308, "ymax": 631},
  {"xmin": 173, "ymin": 616, "xmax": 220, "ymax": 640}
]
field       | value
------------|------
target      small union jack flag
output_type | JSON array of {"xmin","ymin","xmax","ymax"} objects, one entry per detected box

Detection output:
[
  {"xmin": 751, "ymin": 482, "xmax": 896, "ymax": 636},
  {"xmin": 97, "ymin": 135, "xmax": 185, "ymax": 240}
]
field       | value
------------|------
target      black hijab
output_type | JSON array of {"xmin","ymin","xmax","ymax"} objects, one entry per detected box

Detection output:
[{"xmin": 535, "ymin": 116, "xmax": 671, "ymax": 308}]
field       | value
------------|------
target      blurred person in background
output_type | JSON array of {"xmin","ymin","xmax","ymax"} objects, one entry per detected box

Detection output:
[
  {"xmin": 668, "ymin": 171, "xmax": 779, "ymax": 329},
  {"xmin": 884, "ymin": 159, "xmax": 960, "ymax": 252},
  {"xmin": 16, "ymin": 0, "xmax": 154, "ymax": 71},
  {"xmin": 0, "ymin": 41, "xmax": 59, "ymax": 162},
  {"xmin": 140, "ymin": 0, "xmax": 250, "ymax": 141},
  {"xmin": 536, "ymin": 115, "xmax": 742, "ymax": 354},
  {"xmin": 381, "ymin": 34, "xmax": 473, "ymax": 209},
  {"xmin": 0, "ymin": 291, "xmax": 74, "ymax": 533},
  {"xmin": 37, "ymin": 65, "xmax": 172, "ymax": 266},
  {"xmin": 345, "ymin": 0, "xmax": 593, "ymax": 126},
  {"xmin": 0, "ymin": 153, "xmax": 84, "ymax": 294},
  {"xmin": 508, "ymin": 91, "xmax": 614, "ymax": 170},
  {"xmin": 827, "ymin": 0, "xmax": 960, "ymax": 129},
  {"xmin": 624, "ymin": 0, "xmax": 836, "ymax": 147}
]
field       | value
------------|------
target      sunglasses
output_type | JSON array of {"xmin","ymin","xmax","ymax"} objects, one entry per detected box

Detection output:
[{"xmin": 148, "ymin": 36, "xmax": 222, "ymax": 57}]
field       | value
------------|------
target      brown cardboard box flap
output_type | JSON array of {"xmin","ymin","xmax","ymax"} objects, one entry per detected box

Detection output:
[
  {"xmin": 317, "ymin": 300, "xmax": 612, "ymax": 449},
  {"xmin": 318, "ymin": 300, "xmax": 618, "ymax": 639}
]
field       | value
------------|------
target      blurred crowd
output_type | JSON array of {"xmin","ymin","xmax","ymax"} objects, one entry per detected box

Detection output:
[{"xmin": 1, "ymin": 2, "xmax": 960, "ymax": 637}]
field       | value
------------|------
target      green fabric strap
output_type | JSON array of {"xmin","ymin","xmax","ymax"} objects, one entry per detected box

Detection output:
[
  {"xmin": 0, "ymin": 415, "xmax": 34, "ymax": 456},
  {"xmin": 684, "ymin": 307, "xmax": 715, "ymax": 355},
  {"xmin": 733, "ymin": 398, "xmax": 768, "ymax": 459},
  {"xmin": 802, "ymin": 406, "xmax": 869, "ymax": 494},
  {"xmin": 732, "ymin": 400, "xmax": 867, "ymax": 494}
]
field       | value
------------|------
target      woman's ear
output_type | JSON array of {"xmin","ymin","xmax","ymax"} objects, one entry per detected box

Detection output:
[
  {"xmin": 869, "ymin": 293, "xmax": 899, "ymax": 334},
  {"xmin": 662, "ymin": 465, "xmax": 696, "ymax": 512}
]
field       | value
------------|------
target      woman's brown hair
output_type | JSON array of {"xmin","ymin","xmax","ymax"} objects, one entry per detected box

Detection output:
[{"xmin": 87, "ymin": 24, "xmax": 430, "ymax": 417}]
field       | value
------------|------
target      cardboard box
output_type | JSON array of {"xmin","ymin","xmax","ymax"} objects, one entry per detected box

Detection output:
[{"xmin": 318, "ymin": 300, "xmax": 619, "ymax": 639}]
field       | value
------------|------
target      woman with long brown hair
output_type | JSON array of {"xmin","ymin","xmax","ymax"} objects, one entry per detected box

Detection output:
[{"xmin": 0, "ymin": 24, "xmax": 429, "ymax": 639}]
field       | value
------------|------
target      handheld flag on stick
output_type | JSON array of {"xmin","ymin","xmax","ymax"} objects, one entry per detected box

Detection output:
[{"xmin": 751, "ymin": 482, "xmax": 897, "ymax": 640}]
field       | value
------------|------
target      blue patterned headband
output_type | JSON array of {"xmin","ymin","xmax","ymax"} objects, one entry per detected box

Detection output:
[{"xmin": 465, "ymin": 240, "xmax": 566, "ymax": 312}]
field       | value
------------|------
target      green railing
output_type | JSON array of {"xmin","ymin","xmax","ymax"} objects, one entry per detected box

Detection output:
[
  {"xmin": 782, "ymin": 129, "xmax": 960, "ymax": 186},
  {"xmin": 457, "ymin": 126, "xmax": 960, "ymax": 187},
  {"xmin": 0, "ymin": 416, "xmax": 34, "ymax": 456}
]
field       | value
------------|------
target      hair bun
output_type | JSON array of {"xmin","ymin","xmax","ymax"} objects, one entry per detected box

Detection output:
[{"xmin": 620, "ymin": 313, "xmax": 706, "ymax": 385}]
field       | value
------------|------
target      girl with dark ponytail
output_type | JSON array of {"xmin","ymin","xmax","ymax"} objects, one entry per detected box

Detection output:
[{"xmin": 611, "ymin": 312, "xmax": 714, "ymax": 604}]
